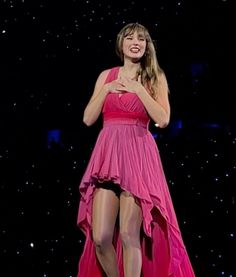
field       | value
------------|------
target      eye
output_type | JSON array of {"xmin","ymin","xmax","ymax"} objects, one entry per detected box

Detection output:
[{"xmin": 138, "ymin": 35, "xmax": 145, "ymax": 41}]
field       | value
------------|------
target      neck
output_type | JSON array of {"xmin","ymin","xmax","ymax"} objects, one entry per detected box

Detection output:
[{"xmin": 121, "ymin": 61, "xmax": 140, "ymax": 78}]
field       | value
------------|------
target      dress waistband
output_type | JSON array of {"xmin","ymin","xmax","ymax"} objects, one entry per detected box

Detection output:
[{"xmin": 103, "ymin": 111, "xmax": 149, "ymax": 128}]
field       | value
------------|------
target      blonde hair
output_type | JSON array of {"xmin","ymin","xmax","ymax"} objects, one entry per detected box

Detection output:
[{"xmin": 116, "ymin": 23, "xmax": 167, "ymax": 100}]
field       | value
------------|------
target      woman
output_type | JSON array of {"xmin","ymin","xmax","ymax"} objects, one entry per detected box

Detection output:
[{"xmin": 77, "ymin": 23, "xmax": 195, "ymax": 277}]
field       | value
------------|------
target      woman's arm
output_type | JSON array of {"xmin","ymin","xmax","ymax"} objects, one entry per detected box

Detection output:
[
  {"xmin": 83, "ymin": 69, "xmax": 110, "ymax": 126},
  {"xmin": 83, "ymin": 69, "xmax": 128, "ymax": 126},
  {"xmin": 137, "ymin": 73, "xmax": 170, "ymax": 128},
  {"xmin": 118, "ymin": 72, "xmax": 170, "ymax": 128}
]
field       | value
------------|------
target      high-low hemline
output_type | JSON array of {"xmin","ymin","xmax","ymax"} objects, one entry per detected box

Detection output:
[{"xmin": 77, "ymin": 66, "xmax": 195, "ymax": 276}]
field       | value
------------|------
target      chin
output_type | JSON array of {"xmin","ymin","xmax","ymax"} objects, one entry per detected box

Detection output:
[{"xmin": 130, "ymin": 56, "xmax": 142, "ymax": 62}]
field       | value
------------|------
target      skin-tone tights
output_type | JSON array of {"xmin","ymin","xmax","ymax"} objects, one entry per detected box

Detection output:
[{"xmin": 92, "ymin": 188, "xmax": 142, "ymax": 277}]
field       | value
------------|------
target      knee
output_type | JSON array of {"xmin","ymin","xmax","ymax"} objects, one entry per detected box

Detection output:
[
  {"xmin": 93, "ymin": 233, "xmax": 112, "ymax": 252},
  {"xmin": 120, "ymin": 230, "xmax": 140, "ymax": 248}
]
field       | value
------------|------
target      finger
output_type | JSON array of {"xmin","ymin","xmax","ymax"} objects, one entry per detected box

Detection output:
[
  {"xmin": 116, "ymin": 78, "xmax": 124, "ymax": 85},
  {"xmin": 112, "ymin": 90, "xmax": 125, "ymax": 93},
  {"xmin": 111, "ymin": 90, "xmax": 122, "ymax": 93}
]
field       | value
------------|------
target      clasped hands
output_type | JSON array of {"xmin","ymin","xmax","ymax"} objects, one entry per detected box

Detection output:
[{"xmin": 106, "ymin": 75, "xmax": 145, "ymax": 95}]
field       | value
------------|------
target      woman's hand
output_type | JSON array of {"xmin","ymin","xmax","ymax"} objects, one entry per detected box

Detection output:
[
  {"xmin": 115, "ymin": 75, "xmax": 146, "ymax": 95},
  {"xmin": 104, "ymin": 79, "xmax": 126, "ymax": 94},
  {"xmin": 105, "ymin": 75, "xmax": 146, "ymax": 95}
]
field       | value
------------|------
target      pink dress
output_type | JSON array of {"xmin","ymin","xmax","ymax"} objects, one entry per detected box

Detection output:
[{"xmin": 77, "ymin": 67, "xmax": 195, "ymax": 276}]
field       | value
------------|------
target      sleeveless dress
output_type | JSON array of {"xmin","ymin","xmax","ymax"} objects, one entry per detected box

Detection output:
[{"xmin": 77, "ymin": 67, "xmax": 195, "ymax": 277}]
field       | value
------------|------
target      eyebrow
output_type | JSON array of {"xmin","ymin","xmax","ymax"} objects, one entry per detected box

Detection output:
[{"xmin": 125, "ymin": 32, "xmax": 145, "ymax": 38}]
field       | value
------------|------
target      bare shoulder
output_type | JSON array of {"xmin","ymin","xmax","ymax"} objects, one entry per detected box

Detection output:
[
  {"xmin": 158, "ymin": 71, "xmax": 168, "ymax": 85},
  {"xmin": 88, "ymin": 68, "xmax": 113, "ymax": 102},
  {"xmin": 95, "ymin": 68, "xmax": 111, "ymax": 85}
]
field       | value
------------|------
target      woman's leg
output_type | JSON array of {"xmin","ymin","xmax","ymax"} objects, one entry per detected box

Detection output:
[
  {"xmin": 92, "ymin": 186, "xmax": 120, "ymax": 277},
  {"xmin": 119, "ymin": 191, "xmax": 142, "ymax": 277}
]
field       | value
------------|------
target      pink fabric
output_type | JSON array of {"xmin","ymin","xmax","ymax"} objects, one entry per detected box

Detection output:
[{"xmin": 77, "ymin": 67, "xmax": 195, "ymax": 276}]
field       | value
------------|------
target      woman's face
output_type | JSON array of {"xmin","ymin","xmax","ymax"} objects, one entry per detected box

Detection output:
[{"xmin": 122, "ymin": 30, "xmax": 147, "ymax": 61}]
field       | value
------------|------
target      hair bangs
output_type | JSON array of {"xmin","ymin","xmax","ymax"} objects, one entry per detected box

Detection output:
[{"xmin": 123, "ymin": 23, "xmax": 147, "ymax": 39}]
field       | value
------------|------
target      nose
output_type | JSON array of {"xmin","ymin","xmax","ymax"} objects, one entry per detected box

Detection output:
[{"xmin": 132, "ymin": 37, "xmax": 139, "ymax": 44}]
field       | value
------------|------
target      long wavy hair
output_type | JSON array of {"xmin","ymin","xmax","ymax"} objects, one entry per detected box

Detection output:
[{"xmin": 116, "ymin": 23, "xmax": 167, "ymax": 100}]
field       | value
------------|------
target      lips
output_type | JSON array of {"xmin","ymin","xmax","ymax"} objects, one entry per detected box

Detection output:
[{"xmin": 130, "ymin": 47, "xmax": 140, "ymax": 53}]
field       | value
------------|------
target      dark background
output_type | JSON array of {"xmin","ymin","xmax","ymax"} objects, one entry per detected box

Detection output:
[{"xmin": 0, "ymin": 0, "xmax": 234, "ymax": 276}]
